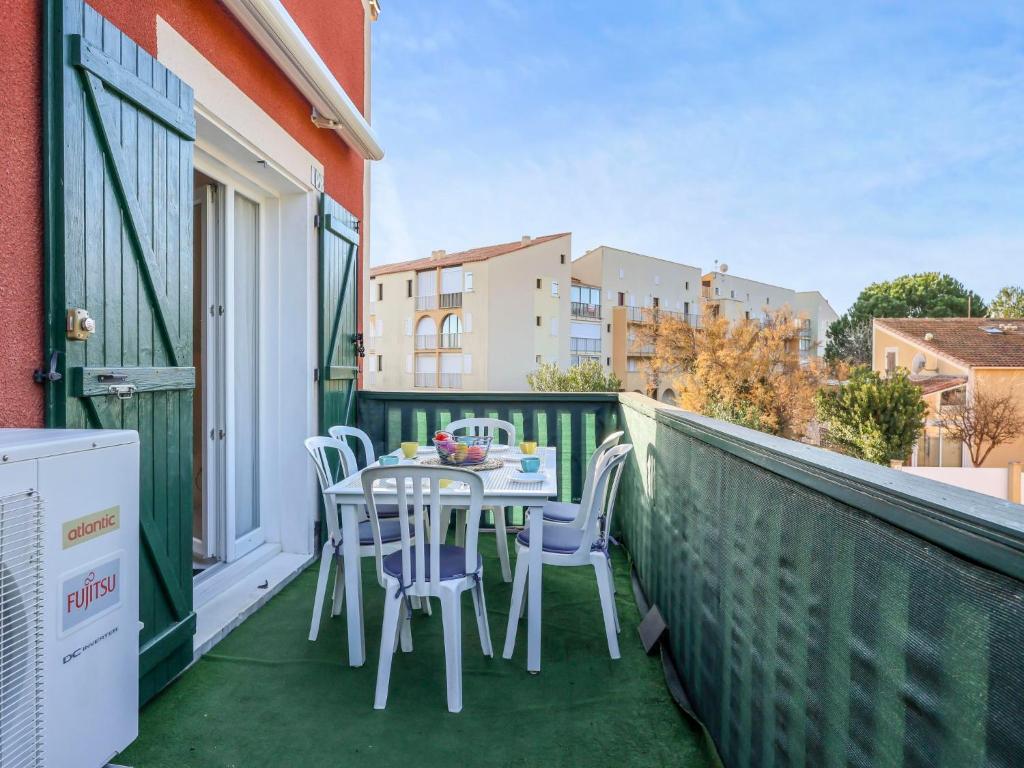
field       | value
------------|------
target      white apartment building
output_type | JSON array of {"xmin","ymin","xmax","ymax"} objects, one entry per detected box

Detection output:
[
  {"xmin": 571, "ymin": 246, "xmax": 704, "ymax": 399},
  {"xmin": 700, "ymin": 269, "xmax": 839, "ymax": 360},
  {"xmin": 365, "ymin": 234, "xmax": 572, "ymax": 391}
]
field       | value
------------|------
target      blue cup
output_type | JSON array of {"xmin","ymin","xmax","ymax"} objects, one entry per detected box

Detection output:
[
  {"xmin": 379, "ymin": 455, "xmax": 400, "ymax": 466},
  {"xmin": 520, "ymin": 457, "xmax": 541, "ymax": 473}
]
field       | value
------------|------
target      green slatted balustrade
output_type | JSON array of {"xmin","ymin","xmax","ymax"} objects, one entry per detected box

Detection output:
[{"xmin": 356, "ymin": 392, "xmax": 619, "ymax": 527}]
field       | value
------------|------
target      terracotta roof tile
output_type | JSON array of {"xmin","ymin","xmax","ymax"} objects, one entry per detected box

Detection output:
[
  {"xmin": 369, "ymin": 233, "xmax": 570, "ymax": 277},
  {"xmin": 875, "ymin": 317, "xmax": 1024, "ymax": 368},
  {"xmin": 910, "ymin": 374, "xmax": 967, "ymax": 396}
]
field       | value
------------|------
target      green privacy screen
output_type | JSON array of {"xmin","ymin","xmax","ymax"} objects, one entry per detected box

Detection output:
[{"xmin": 616, "ymin": 394, "xmax": 1024, "ymax": 768}]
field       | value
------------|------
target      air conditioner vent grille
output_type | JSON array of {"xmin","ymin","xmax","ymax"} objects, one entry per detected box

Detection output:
[{"xmin": 0, "ymin": 490, "xmax": 44, "ymax": 768}]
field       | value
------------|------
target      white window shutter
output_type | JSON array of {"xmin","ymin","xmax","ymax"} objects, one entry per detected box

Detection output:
[
  {"xmin": 654, "ymin": 275, "xmax": 661, "ymax": 285},
  {"xmin": 405, "ymin": 354, "xmax": 413, "ymax": 374},
  {"xmin": 464, "ymin": 312, "xmax": 473, "ymax": 333},
  {"xmin": 618, "ymin": 268, "xmax": 624, "ymax": 279},
  {"xmin": 405, "ymin": 317, "xmax": 412, "ymax": 336},
  {"xmin": 463, "ymin": 354, "xmax": 472, "ymax": 374},
  {"xmin": 550, "ymin": 317, "xmax": 558, "ymax": 336},
  {"xmin": 376, "ymin": 318, "xmax": 384, "ymax": 336}
]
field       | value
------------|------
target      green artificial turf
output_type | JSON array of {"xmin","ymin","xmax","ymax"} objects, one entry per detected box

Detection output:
[{"xmin": 120, "ymin": 539, "xmax": 715, "ymax": 768}]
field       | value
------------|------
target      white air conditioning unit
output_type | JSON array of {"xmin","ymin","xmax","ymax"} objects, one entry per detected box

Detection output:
[{"xmin": 0, "ymin": 429, "xmax": 139, "ymax": 768}]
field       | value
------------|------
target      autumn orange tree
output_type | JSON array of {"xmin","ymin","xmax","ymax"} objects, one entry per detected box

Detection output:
[
  {"xmin": 940, "ymin": 383, "xmax": 1024, "ymax": 466},
  {"xmin": 635, "ymin": 308, "xmax": 824, "ymax": 439}
]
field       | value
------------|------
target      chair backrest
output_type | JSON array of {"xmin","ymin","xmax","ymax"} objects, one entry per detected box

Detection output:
[
  {"xmin": 598, "ymin": 443, "xmax": 632, "ymax": 545},
  {"xmin": 328, "ymin": 425, "xmax": 376, "ymax": 468},
  {"xmin": 304, "ymin": 436, "xmax": 359, "ymax": 545},
  {"xmin": 578, "ymin": 431, "xmax": 624, "ymax": 513},
  {"xmin": 575, "ymin": 443, "xmax": 633, "ymax": 554},
  {"xmin": 362, "ymin": 466, "xmax": 485, "ymax": 594},
  {"xmin": 444, "ymin": 418, "xmax": 516, "ymax": 450}
]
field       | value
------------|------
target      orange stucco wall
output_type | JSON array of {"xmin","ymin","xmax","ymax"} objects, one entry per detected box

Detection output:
[{"xmin": 0, "ymin": 0, "xmax": 367, "ymax": 428}]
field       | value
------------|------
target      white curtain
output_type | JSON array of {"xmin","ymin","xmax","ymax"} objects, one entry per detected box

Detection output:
[{"xmin": 440, "ymin": 266, "xmax": 463, "ymax": 294}]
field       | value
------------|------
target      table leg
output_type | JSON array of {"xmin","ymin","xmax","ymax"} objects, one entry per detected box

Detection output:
[
  {"xmin": 527, "ymin": 506, "xmax": 542, "ymax": 673},
  {"xmin": 340, "ymin": 503, "xmax": 365, "ymax": 666}
]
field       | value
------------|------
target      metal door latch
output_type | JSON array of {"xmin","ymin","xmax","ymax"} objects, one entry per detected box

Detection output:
[
  {"xmin": 107, "ymin": 384, "xmax": 136, "ymax": 400},
  {"xmin": 33, "ymin": 350, "xmax": 63, "ymax": 384}
]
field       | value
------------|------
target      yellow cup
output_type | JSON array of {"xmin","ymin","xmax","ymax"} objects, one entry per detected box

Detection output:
[
  {"xmin": 519, "ymin": 441, "xmax": 537, "ymax": 455},
  {"xmin": 400, "ymin": 441, "xmax": 419, "ymax": 459}
]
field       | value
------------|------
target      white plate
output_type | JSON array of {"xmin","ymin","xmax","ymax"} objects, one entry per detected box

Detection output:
[
  {"xmin": 510, "ymin": 470, "xmax": 546, "ymax": 484},
  {"xmin": 490, "ymin": 444, "xmax": 510, "ymax": 453}
]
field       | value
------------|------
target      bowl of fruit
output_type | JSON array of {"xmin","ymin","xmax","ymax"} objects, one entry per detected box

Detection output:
[{"xmin": 432, "ymin": 431, "xmax": 492, "ymax": 466}]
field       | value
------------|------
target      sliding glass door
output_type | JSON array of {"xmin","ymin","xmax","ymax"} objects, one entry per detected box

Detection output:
[{"xmin": 225, "ymin": 192, "xmax": 263, "ymax": 560}]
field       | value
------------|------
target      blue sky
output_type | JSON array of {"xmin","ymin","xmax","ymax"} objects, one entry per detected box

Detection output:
[{"xmin": 369, "ymin": 1, "xmax": 1024, "ymax": 312}]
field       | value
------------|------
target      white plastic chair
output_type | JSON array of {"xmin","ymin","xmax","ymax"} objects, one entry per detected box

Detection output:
[
  {"xmin": 504, "ymin": 443, "xmax": 633, "ymax": 660},
  {"xmin": 328, "ymin": 424, "xmax": 408, "ymax": 522},
  {"xmin": 362, "ymin": 465, "xmax": 492, "ymax": 713},
  {"xmin": 328, "ymin": 424, "xmax": 377, "ymax": 468},
  {"xmin": 539, "ymin": 431, "xmax": 624, "ymax": 527},
  {"xmin": 304, "ymin": 436, "xmax": 414, "ymax": 642},
  {"xmin": 444, "ymin": 418, "xmax": 516, "ymax": 581}
]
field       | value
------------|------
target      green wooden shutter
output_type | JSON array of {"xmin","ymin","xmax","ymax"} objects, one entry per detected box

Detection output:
[
  {"xmin": 317, "ymin": 194, "xmax": 361, "ymax": 437},
  {"xmin": 44, "ymin": 0, "xmax": 197, "ymax": 703}
]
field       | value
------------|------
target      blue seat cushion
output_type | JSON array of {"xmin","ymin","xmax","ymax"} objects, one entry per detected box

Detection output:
[
  {"xmin": 374, "ymin": 503, "xmax": 402, "ymax": 518},
  {"xmin": 344, "ymin": 519, "xmax": 410, "ymax": 546},
  {"xmin": 515, "ymin": 524, "xmax": 586, "ymax": 554},
  {"xmin": 539, "ymin": 501, "xmax": 579, "ymax": 523},
  {"xmin": 382, "ymin": 545, "xmax": 481, "ymax": 582}
]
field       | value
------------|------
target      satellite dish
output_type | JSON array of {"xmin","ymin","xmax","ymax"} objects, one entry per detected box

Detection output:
[
  {"xmin": 719, "ymin": 263, "xmax": 729, "ymax": 273},
  {"xmin": 911, "ymin": 353, "xmax": 926, "ymax": 374}
]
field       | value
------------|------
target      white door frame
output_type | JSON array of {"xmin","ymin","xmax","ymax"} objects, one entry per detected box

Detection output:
[{"xmin": 193, "ymin": 183, "xmax": 223, "ymax": 561}]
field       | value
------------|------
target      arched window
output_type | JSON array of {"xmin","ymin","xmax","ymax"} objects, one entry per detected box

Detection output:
[
  {"xmin": 415, "ymin": 316, "xmax": 437, "ymax": 349},
  {"xmin": 441, "ymin": 314, "xmax": 463, "ymax": 348}
]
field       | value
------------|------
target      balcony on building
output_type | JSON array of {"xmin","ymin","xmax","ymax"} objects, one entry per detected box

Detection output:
[
  {"xmin": 571, "ymin": 284, "xmax": 602, "ymax": 321},
  {"xmin": 570, "ymin": 337, "xmax": 601, "ymax": 355},
  {"xmin": 415, "ymin": 294, "xmax": 439, "ymax": 311},
  {"xmin": 438, "ymin": 372, "xmax": 463, "ymax": 388},
  {"xmin": 415, "ymin": 334, "xmax": 437, "ymax": 350},
  {"xmin": 571, "ymin": 301, "xmax": 601, "ymax": 320},
  {"xmin": 625, "ymin": 306, "xmax": 701, "ymax": 327},
  {"xmin": 440, "ymin": 292, "xmax": 463, "ymax": 309}
]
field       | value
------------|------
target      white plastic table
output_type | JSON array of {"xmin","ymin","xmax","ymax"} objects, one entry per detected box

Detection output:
[{"xmin": 324, "ymin": 446, "xmax": 557, "ymax": 672}]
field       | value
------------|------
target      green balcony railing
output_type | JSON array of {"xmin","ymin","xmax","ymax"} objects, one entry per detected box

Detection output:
[
  {"xmin": 356, "ymin": 391, "xmax": 619, "ymax": 525},
  {"xmin": 615, "ymin": 392, "xmax": 1024, "ymax": 768}
]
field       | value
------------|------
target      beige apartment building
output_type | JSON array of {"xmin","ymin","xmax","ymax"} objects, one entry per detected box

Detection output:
[
  {"xmin": 366, "ymin": 237, "xmax": 839, "ymax": 398},
  {"xmin": 701, "ymin": 269, "xmax": 838, "ymax": 360},
  {"xmin": 365, "ymin": 234, "xmax": 572, "ymax": 390},
  {"xmin": 571, "ymin": 246, "xmax": 703, "ymax": 400}
]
